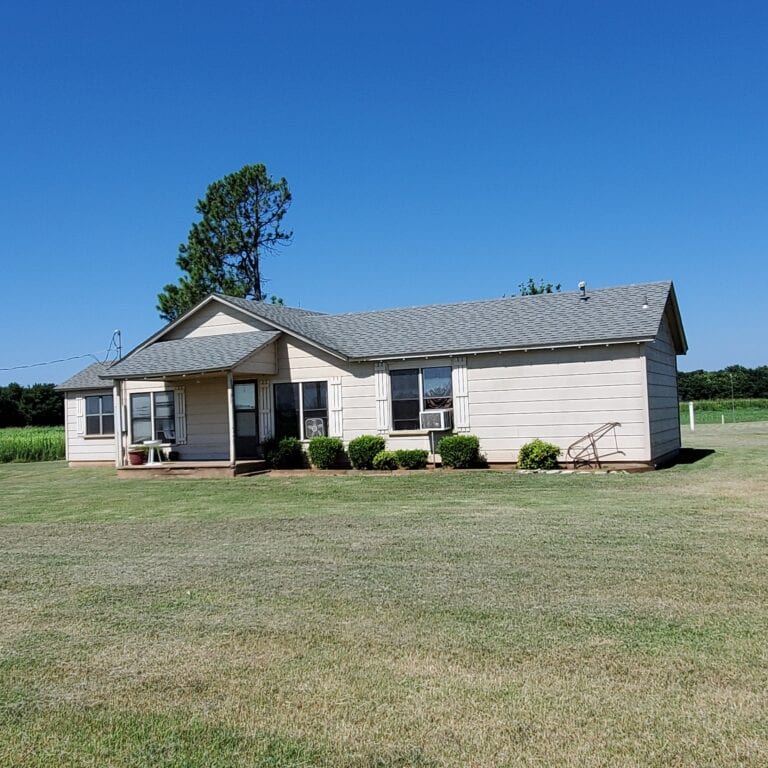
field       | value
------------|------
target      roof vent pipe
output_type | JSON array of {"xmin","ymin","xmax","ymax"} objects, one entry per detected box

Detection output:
[{"xmin": 578, "ymin": 281, "xmax": 588, "ymax": 300}]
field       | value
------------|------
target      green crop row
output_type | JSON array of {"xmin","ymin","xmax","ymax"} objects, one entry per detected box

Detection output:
[{"xmin": 0, "ymin": 427, "xmax": 66, "ymax": 463}]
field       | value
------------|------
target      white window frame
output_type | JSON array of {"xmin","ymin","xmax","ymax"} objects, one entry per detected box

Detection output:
[
  {"xmin": 272, "ymin": 380, "xmax": 328, "ymax": 441},
  {"xmin": 129, "ymin": 391, "xmax": 176, "ymax": 444},
  {"xmin": 390, "ymin": 365, "xmax": 453, "ymax": 432},
  {"xmin": 84, "ymin": 394, "xmax": 115, "ymax": 436}
]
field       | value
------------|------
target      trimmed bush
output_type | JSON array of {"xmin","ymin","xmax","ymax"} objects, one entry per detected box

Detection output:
[
  {"xmin": 437, "ymin": 434, "xmax": 480, "ymax": 468},
  {"xmin": 394, "ymin": 449, "xmax": 429, "ymax": 470},
  {"xmin": 308, "ymin": 436, "xmax": 345, "ymax": 469},
  {"xmin": 372, "ymin": 450, "xmax": 398, "ymax": 470},
  {"xmin": 263, "ymin": 437, "xmax": 306, "ymax": 469},
  {"xmin": 517, "ymin": 439, "xmax": 560, "ymax": 470},
  {"xmin": 348, "ymin": 435, "xmax": 386, "ymax": 469}
]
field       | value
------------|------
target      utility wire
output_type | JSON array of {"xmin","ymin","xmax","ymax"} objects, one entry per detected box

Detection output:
[
  {"xmin": 2, "ymin": 331, "xmax": 122, "ymax": 373},
  {"xmin": 0, "ymin": 352, "xmax": 104, "ymax": 372}
]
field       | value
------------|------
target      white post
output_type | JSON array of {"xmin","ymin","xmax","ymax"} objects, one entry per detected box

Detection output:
[
  {"xmin": 227, "ymin": 372, "xmax": 236, "ymax": 466},
  {"xmin": 113, "ymin": 383, "xmax": 122, "ymax": 467},
  {"xmin": 721, "ymin": 414, "xmax": 725, "ymax": 425},
  {"xmin": 689, "ymin": 401, "xmax": 695, "ymax": 432}
]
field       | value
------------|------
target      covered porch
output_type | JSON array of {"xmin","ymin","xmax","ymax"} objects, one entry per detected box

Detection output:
[{"xmin": 105, "ymin": 330, "xmax": 280, "ymax": 470}]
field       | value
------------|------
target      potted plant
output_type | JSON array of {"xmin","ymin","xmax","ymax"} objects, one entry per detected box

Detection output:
[{"xmin": 127, "ymin": 445, "xmax": 148, "ymax": 465}]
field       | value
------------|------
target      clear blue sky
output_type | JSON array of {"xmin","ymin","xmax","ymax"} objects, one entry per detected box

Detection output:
[{"xmin": 1, "ymin": 0, "xmax": 766, "ymax": 386}]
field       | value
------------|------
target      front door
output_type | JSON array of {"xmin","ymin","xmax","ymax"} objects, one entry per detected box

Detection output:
[{"xmin": 234, "ymin": 382, "xmax": 259, "ymax": 458}]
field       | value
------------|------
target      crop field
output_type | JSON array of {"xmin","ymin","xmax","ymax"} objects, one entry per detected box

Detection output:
[
  {"xmin": 0, "ymin": 426, "xmax": 65, "ymax": 463},
  {"xmin": 0, "ymin": 423, "xmax": 767, "ymax": 766}
]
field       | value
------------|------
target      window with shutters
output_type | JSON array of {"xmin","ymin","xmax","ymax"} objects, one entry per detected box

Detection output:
[
  {"xmin": 390, "ymin": 366, "xmax": 453, "ymax": 431},
  {"xmin": 85, "ymin": 394, "xmax": 114, "ymax": 436},
  {"xmin": 130, "ymin": 392, "xmax": 176, "ymax": 443},
  {"xmin": 273, "ymin": 381, "xmax": 328, "ymax": 440}
]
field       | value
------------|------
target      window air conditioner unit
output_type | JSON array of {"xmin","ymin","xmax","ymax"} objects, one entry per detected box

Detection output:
[{"xmin": 419, "ymin": 409, "xmax": 453, "ymax": 431}]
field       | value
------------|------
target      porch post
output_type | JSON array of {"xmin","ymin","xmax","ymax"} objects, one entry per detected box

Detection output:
[
  {"xmin": 113, "ymin": 382, "xmax": 123, "ymax": 468},
  {"xmin": 226, "ymin": 371, "xmax": 236, "ymax": 466}
]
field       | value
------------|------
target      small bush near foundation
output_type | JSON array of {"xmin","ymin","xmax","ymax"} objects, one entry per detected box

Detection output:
[
  {"xmin": 308, "ymin": 437, "xmax": 345, "ymax": 469},
  {"xmin": 372, "ymin": 450, "xmax": 398, "ymax": 470},
  {"xmin": 517, "ymin": 439, "xmax": 560, "ymax": 470},
  {"xmin": 263, "ymin": 437, "xmax": 306, "ymax": 469},
  {"xmin": 394, "ymin": 449, "xmax": 429, "ymax": 470},
  {"xmin": 348, "ymin": 435, "xmax": 386, "ymax": 469},
  {"xmin": 436, "ymin": 435, "xmax": 480, "ymax": 468}
]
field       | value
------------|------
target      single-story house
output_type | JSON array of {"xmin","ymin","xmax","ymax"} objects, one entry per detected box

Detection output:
[{"xmin": 57, "ymin": 280, "xmax": 687, "ymax": 470}]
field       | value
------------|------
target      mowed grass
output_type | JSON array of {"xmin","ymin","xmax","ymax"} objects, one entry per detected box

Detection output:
[
  {"xmin": 0, "ymin": 426, "xmax": 65, "ymax": 463},
  {"xmin": 1, "ymin": 425, "xmax": 767, "ymax": 766},
  {"xmin": 680, "ymin": 397, "xmax": 768, "ymax": 424}
]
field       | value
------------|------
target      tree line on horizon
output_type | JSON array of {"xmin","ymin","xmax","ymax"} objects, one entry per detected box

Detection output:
[
  {"xmin": 677, "ymin": 365, "xmax": 768, "ymax": 402},
  {"xmin": 0, "ymin": 383, "xmax": 63, "ymax": 429}
]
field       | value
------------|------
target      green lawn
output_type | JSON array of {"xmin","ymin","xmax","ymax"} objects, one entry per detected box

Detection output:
[
  {"xmin": 680, "ymin": 398, "xmax": 768, "ymax": 425},
  {"xmin": 1, "ymin": 424, "xmax": 767, "ymax": 766}
]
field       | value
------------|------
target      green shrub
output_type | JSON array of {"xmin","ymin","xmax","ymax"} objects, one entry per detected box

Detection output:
[
  {"xmin": 308, "ymin": 436, "xmax": 345, "ymax": 469},
  {"xmin": 348, "ymin": 435, "xmax": 386, "ymax": 469},
  {"xmin": 517, "ymin": 439, "xmax": 560, "ymax": 470},
  {"xmin": 436, "ymin": 434, "xmax": 480, "ymax": 468},
  {"xmin": 263, "ymin": 437, "xmax": 306, "ymax": 469},
  {"xmin": 372, "ymin": 450, "xmax": 398, "ymax": 470},
  {"xmin": 394, "ymin": 449, "xmax": 428, "ymax": 470}
]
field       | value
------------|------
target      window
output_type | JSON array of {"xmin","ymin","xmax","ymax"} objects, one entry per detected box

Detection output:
[
  {"xmin": 391, "ymin": 366, "xmax": 452, "ymax": 431},
  {"xmin": 85, "ymin": 394, "xmax": 114, "ymax": 435},
  {"xmin": 274, "ymin": 381, "xmax": 328, "ymax": 439},
  {"xmin": 130, "ymin": 392, "xmax": 176, "ymax": 443}
]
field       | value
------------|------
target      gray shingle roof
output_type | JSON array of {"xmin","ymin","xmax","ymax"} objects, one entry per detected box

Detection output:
[
  {"xmin": 220, "ymin": 281, "xmax": 684, "ymax": 360},
  {"xmin": 59, "ymin": 281, "xmax": 684, "ymax": 390},
  {"xmin": 103, "ymin": 330, "xmax": 280, "ymax": 378},
  {"xmin": 56, "ymin": 362, "xmax": 114, "ymax": 391}
]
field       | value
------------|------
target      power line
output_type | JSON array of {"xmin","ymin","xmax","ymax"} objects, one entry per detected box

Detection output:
[
  {"xmin": 0, "ymin": 352, "xmax": 104, "ymax": 372},
  {"xmin": 1, "ymin": 330, "xmax": 123, "ymax": 373}
]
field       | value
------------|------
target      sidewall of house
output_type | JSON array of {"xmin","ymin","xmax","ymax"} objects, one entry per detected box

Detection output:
[
  {"xmin": 466, "ymin": 344, "xmax": 651, "ymax": 463},
  {"xmin": 64, "ymin": 391, "xmax": 117, "ymax": 463},
  {"xmin": 645, "ymin": 314, "xmax": 682, "ymax": 462}
]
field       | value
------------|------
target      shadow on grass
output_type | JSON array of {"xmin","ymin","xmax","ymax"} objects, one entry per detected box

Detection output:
[{"xmin": 665, "ymin": 448, "xmax": 715, "ymax": 467}]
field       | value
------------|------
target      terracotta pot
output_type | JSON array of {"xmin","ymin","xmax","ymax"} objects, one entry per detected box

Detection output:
[{"xmin": 128, "ymin": 450, "xmax": 147, "ymax": 466}]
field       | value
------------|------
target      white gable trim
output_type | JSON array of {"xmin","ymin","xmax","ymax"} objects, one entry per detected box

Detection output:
[
  {"xmin": 214, "ymin": 296, "xmax": 348, "ymax": 363},
  {"xmin": 120, "ymin": 295, "xmax": 262, "ymax": 360}
]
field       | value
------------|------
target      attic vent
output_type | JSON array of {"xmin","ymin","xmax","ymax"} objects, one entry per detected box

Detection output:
[{"xmin": 578, "ymin": 281, "xmax": 589, "ymax": 301}]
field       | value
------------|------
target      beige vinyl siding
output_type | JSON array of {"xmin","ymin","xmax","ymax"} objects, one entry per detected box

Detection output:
[
  {"xmin": 164, "ymin": 302, "xmax": 271, "ymax": 339},
  {"xmin": 181, "ymin": 376, "xmax": 230, "ymax": 460},
  {"xmin": 64, "ymin": 392, "xmax": 116, "ymax": 462},
  {"xmin": 233, "ymin": 343, "xmax": 278, "ymax": 375},
  {"xmin": 645, "ymin": 314, "xmax": 681, "ymax": 462},
  {"xmin": 467, "ymin": 345, "xmax": 650, "ymax": 463},
  {"xmin": 274, "ymin": 337, "xmax": 378, "ymax": 440}
]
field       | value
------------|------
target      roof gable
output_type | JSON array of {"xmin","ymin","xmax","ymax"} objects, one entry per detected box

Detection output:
[{"xmin": 103, "ymin": 331, "xmax": 280, "ymax": 379}]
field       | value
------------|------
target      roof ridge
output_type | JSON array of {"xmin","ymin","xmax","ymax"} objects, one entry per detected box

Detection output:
[{"xmin": 309, "ymin": 280, "xmax": 674, "ymax": 320}]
